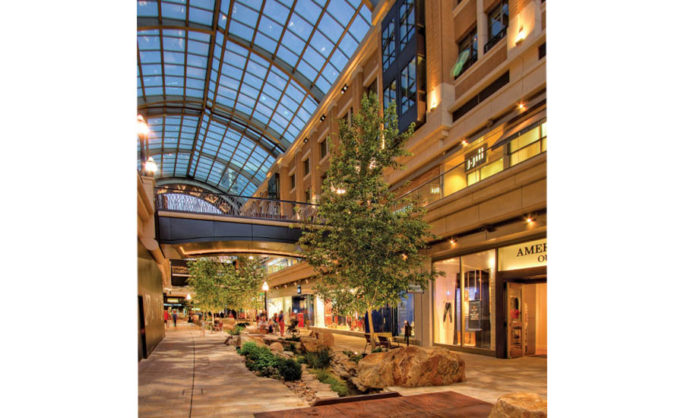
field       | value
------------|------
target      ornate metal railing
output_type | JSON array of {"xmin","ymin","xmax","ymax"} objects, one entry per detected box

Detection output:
[{"xmin": 155, "ymin": 186, "xmax": 317, "ymax": 222}]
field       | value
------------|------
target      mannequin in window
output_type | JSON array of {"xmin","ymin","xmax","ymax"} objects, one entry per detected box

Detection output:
[{"xmin": 510, "ymin": 298, "xmax": 520, "ymax": 321}]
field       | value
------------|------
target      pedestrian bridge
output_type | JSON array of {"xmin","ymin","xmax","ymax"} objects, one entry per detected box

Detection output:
[{"xmin": 154, "ymin": 185, "xmax": 315, "ymax": 260}]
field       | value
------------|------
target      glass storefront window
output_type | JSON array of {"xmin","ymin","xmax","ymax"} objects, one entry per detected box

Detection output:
[
  {"xmin": 433, "ymin": 250, "xmax": 496, "ymax": 350},
  {"xmin": 433, "ymin": 257, "xmax": 461, "ymax": 345},
  {"xmin": 397, "ymin": 293, "xmax": 415, "ymax": 336},
  {"xmin": 461, "ymin": 250, "xmax": 495, "ymax": 349}
]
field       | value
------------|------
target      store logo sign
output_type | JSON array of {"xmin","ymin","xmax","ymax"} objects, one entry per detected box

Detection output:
[
  {"xmin": 499, "ymin": 238, "xmax": 547, "ymax": 271},
  {"xmin": 465, "ymin": 145, "xmax": 487, "ymax": 171}
]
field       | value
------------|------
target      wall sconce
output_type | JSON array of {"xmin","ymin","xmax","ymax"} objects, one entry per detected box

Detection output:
[
  {"xmin": 430, "ymin": 94, "xmax": 438, "ymax": 111},
  {"xmin": 525, "ymin": 214, "xmax": 536, "ymax": 223},
  {"xmin": 341, "ymin": 84, "xmax": 348, "ymax": 94},
  {"xmin": 320, "ymin": 115, "xmax": 326, "ymax": 122},
  {"xmin": 303, "ymin": 137, "xmax": 309, "ymax": 144},
  {"xmin": 449, "ymin": 237, "xmax": 457, "ymax": 247},
  {"xmin": 515, "ymin": 27, "xmax": 526, "ymax": 45},
  {"xmin": 461, "ymin": 139, "xmax": 468, "ymax": 147}
]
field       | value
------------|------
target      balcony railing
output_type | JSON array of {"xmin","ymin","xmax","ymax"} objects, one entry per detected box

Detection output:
[
  {"xmin": 155, "ymin": 188, "xmax": 317, "ymax": 223},
  {"xmin": 484, "ymin": 27, "xmax": 507, "ymax": 53},
  {"xmin": 398, "ymin": 126, "xmax": 546, "ymax": 208}
]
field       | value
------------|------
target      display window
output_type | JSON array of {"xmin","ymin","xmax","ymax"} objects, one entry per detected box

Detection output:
[{"xmin": 433, "ymin": 250, "xmax": 496, "ymax": 350}]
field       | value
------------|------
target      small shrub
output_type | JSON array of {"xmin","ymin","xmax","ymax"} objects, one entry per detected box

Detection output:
[
  {"xmin": 305, "ymin": 349, "xmax": 331, "ymax": 369},
  {"xmin": 295, "ymin": 355, "xmax": 307, "ymax": 365},
  {"xmin": 371, "ymin": 347, "xmax": 383, "ymax": 353},
  {"xmin": 238, "ymin": 342, "xmax": 302, "ymax": 381},
  {"xmin": 228, "ymin": 325, "xmax": 245, "ymax": 335},
  {"xmin": 277, "ymin": 357, "xmax": 302, "ymax": 381}
]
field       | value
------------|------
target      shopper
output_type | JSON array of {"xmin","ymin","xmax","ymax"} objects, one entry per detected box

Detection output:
[
  {"xmin": 278, "ymin": 310, "xmax": 285, "ymax": 337},
  {"xmin": 163, "ymin": 309, "xmax": 170, "ymax": 328},
  {"xmin": 403, "ymin": 321, "xmax": 412, "ymax": 347},
  {"xmin": 172, "ymin": 310, "xmax": 178, "ymax": 327}
]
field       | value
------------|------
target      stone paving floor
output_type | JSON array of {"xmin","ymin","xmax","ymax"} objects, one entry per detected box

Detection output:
[
  {"xmin": 328, "ymin": 333, "xmax": 547, "ymax": 404},
  {"xmin": 139, "ymin": 323, "xmax": 308, "ymax": 417}
]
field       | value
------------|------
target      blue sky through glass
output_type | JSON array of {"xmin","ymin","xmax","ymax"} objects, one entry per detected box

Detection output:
[{"xmin": 137, "ymin": 0, "xmax": 372, "ymax": 196}]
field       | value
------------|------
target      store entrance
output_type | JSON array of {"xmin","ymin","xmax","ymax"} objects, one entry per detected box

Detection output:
[{"xmin": 507, "ymin": 280, "xmax": 546, "ymax": 358}]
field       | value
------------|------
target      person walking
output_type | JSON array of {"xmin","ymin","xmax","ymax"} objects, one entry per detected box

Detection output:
[
  {"xmin": 172, "ymin": 310, "xmax": 178, "ymax": 328},
  {"xmin": 164, "ymin": 309, "xmax": 170, "ymax": 328},
  {"xmin": 278, "ymin": 310, "xmax": 285, "ymax": 337},
  {"xmin": 403, "ymin": 321, "xmax": 412, "ymax": 347}
]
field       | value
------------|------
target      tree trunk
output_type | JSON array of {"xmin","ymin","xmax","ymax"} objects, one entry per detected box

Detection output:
[{"xmin": 367, "ymin": 309, "xmax": 376, "ymax": 349}]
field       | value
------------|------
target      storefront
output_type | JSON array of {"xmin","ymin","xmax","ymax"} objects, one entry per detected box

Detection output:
[
  {"xmin": 270, "ymin": 279, "xmax": 417, "ymax": 338},
  {"xmin": 432, "ymin": 236, "xmax": 546, "ymax": 358},
  {"xmin": 313, "ymin": 293, "xmax": 416, "ymax": 338}
]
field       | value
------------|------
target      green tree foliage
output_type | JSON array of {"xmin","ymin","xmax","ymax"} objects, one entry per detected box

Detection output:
[
  {"xmin": 187, "ymin": 256, "xmax": 265, "ymax": 316},
  {"xmin": 298, "ymin": 93, "xmax": 443, "ymax": 347}
]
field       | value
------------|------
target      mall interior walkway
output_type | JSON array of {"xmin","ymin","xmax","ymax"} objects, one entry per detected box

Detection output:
[
  {"xmin": 138, "ymin": 324, "xmax": 307, "ymax": 417},
  {"xmin": 140, "ymin": 326, "xmax": 546, "ymax": 416}
]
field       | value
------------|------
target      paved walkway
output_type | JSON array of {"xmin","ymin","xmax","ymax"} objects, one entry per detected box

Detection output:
[
  {"xmin": 327, "ymin": 333, "xmax": 547, "ymax": 404},
  {"xmin": 139, "ymin": 324, "xmax": 307, "ymax": 417}
]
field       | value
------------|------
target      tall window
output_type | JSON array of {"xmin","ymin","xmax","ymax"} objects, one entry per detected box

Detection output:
[
  {"xmin": 399, "ymin": 0, "xmax": 415, "ymax": 50},
  {"xmin": 290, "ymin": 173, "xmax": 296, "ymax": 190},
  {"xmin": 485, "ymin": 1, "xmax": 508, "ymax": 52},
  {"xmin": 453, "ymin": 29, "xmax": 477, "ymax": 79},
  {"xmin": 384, "ymin": 80, "xmax": 397, "ymax": 112},
  {"xmin": 365, "ymin": 79, "xmax": 377, "ymax": 98},
  {"xmin": 303, "ymin": 158, "xmax": 310, "ymax": 176},
  {"xmin": 320, "ymin": 138, "xmax": 328, "ymax": 159},
  {"xmin": 400, "ymin": 58, "xmax": 416, "ymax": 114},
  {"xmin": 382, "ymin": 20, "xmax": 396, "ymax": 71}
]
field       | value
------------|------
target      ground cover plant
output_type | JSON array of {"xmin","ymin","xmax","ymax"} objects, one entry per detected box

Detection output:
[
  {"xmin": 304, "ymin": 349, "xmax": 331, "ymax": 369},
  {"xmin": 309, "ymin": 368, "xmax": 349, "ymax": 396}
]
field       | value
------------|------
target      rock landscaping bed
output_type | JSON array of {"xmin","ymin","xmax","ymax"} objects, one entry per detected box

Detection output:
[{"xmin": 232, "ymin": 329, "xmax": 469, "ymax": 406}]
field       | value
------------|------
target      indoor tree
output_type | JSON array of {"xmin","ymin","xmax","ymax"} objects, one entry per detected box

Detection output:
[
  {"xmin": 187, "ymin": 256, "xmax": 264, "ymax": 324},
  {"xmin": 298, "ymin": 92, "xmax": 442, "ymax": 348}
]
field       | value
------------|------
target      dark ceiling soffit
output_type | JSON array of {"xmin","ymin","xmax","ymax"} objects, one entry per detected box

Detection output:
[
  {"xmin": 137, "ymin": 17, "xmax": 325, "ymax": 102},
  {"xmin": 138, "ymin": 98, "xmax": 287, "ymax": 155}
]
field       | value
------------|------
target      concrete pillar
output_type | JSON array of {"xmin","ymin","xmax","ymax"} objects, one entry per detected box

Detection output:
[{"xmin": 476, "ymin": 0, "xmax": 487, "ymax": 58}]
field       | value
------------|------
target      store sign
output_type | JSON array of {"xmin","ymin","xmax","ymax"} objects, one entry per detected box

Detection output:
[
  {"xmin": 407, "ymin": 284, "xmax": 424, "ymax": 293},
  {"xmin": 167, "ymin": 298, "xmax": 179, "ymax": 303},
  {"xmin": 465, "ymin": 145, "xmax": 487, "ymax": 171},
  {"xmin": 498, "ymin": 238, "xmax": 547, "ymax": 271}
]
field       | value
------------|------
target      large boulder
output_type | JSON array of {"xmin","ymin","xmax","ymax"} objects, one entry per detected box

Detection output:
[
  {"xmin": 300, "ymin": 336, "xmax": 326, "ymax": 353},
  {"xmin": 488, "ymin": 393, "xmax": 547, "ymax": 418},
  {"xmin": 270, "ymin": 342, "xmax": 284, "ymax": 352},
  {"xmin": 238, "ymin": 334, "xmax": 267, "ymax": 348},
  {"xmin": 353, "ymin": 346, "xmax": 465, "ymax": 389},
  {"xmin": 311, "ymin": 331, "xmax": 335, "ymax": 348}
]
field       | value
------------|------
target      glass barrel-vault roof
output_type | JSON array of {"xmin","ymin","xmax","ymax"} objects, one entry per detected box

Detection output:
[{"xmin": 137, "ymin": 0, "xmax": 372, "ymax": 196}]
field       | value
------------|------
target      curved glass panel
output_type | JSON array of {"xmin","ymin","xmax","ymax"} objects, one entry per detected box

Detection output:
[{"xmin": 137, "ymin": 0, "xmax": 372, "ymax": 196}]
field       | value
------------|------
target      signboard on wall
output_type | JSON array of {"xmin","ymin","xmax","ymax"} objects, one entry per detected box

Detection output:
[
  {"xmin": 498, "ymin": 238, "xmax": 547, "ymax": 271},
  {"xmin": 465, "ymin": 145, "xmax": 487, "ymax": 171}
]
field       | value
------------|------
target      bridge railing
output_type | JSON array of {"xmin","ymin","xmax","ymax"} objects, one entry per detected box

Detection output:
[{"xmin": 155, "ymin": 187, "xmax": 317, "ymax": 222}]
